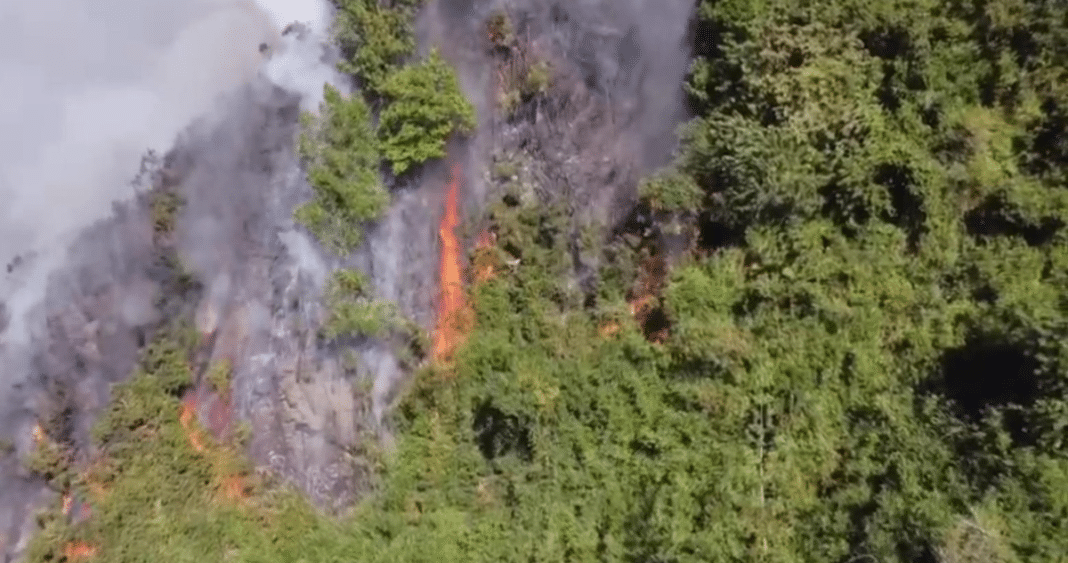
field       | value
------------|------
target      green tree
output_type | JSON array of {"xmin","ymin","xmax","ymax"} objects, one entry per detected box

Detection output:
[
  {"xmin": 377, "ymin": 49, "xmax": 476, "ymax": 175},
  {"xmin": 333, "ymin": 0, "xmax": 422, "ymax": 95},
  {"xmin": 297, "ymin": 84, "xmax": 389, "ymax": 252}
]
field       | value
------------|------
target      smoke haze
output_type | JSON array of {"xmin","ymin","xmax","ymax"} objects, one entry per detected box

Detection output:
[
  {"xmin": 0, "ymin": 1, "xmax": 338, "ymax": 556},
  {"xmin": 0, "ymin": 0, "xmax": 697, "ymax": 556},
  {"xmin": 0, "ymin": 0, "xmax": 337, "ymax": 342}
]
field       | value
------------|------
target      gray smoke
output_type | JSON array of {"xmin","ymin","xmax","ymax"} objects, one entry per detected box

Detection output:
[
  {"xmin": 0, "ymin": 0, "xmax": 347, "ymax": 557},
  {"xmin": 422, "ymin": 0, "xmax": 694, "ymax": 221},
  {"xmin": 0, "ymin": 0, "xmax": 275, "ymax": 346},
  {"xmin": 0, "ymin": 0, "xmax": 697, "ymax": 556},
  {"xmin": 354, "ymin": 0, "xmax": 696, "ymax": 421}
]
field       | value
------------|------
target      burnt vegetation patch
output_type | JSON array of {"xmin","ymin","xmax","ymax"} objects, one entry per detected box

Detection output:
[{"xmin": 610, "ymin": 206, "xmax": 673, "ymax": 342}]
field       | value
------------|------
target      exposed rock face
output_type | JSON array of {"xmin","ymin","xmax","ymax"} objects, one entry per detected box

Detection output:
[
  {"xmin": 0, "ymin": 59, "xmax": 375, "ymax": 561},
  {"xmin": 162, "ymin": 72, "xmax": 388, "ymax": 513},
  {"xmin": 0, "ymin": 185, "xmax": 172, "ymax": 561},
  {"xmin": 171, "ymin": 77, "xmax": 367, "ymax": 513},
  {"xmin": 423, "ymin": 0, "xmax": 696, "ymax": 290}
]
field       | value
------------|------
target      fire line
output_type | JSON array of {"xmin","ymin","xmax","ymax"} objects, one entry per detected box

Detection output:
[{"xmin": 433, "ymin": 163, "xmax": 466, "ymax": 363}]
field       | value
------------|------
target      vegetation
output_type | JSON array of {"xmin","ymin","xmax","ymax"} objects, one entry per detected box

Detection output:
[
  {"xmin": 377, "ymin": 49, "xmax": 476, "ymax": 175},
  {"xmin": 297, "ymin": 0, "xmax": 475, "ymax": 250},
  {"xmin": 639, "ymin": 168, "xmax": 703, "ymax": 212},
  {"xmin": 206, "ymin": 359, "xmax": 233, "ymax": 394},
  {"xmin": 23, "ymin": 336, "xmax": 325, "ymax": 563},
  {"xmin": 321, "ymin": 269, "xmax": 400, "ymax": 339},
  {"xmin": 296, "ymin": 85, "xmax": 389, "ymax": 253},
  {"xmin": 150, "ymin": 189, "xmax": 183, "ymax": 239},
  {"xmin": 332, "ymin": 0, "xmax": 422, "ymax": 95},
  {"xmin": 27, "ymin": 0, "xmax": 1068, "ymax": 562},
  {"xmin": 487, "ymin": 12, "xmax": 554, "ymax": 117}
]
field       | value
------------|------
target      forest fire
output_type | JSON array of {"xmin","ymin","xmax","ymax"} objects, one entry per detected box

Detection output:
[
  {"xmin": 30, "ymin": 422, "xmax": 47, "ymax": 446},
  {"xmin": 220, "ymin": 475, "xmax": 247, "ymax": 503},
  {"xmin": 432, "ymin": 163, "xmax": 468, "ymax": 364},
  {"xmin": 472, "ymin": 229, "xmax": 498, "ymax": 283},
  {"xmin": 63, "ymin": 541, "xmax": 97, "ymax": 561},
  {"xmin": 179, "ymin": 396, "xmax": 207, "ymax": 453},
  {"xmin": 627, "ymin": 255, "xmax": 670, "ymax": 343},
  {"xmin": 179, "ymin": 381, "xmax": 248, "ymax": 505}
]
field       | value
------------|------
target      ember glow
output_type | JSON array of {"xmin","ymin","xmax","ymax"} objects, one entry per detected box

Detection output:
[
  {"xmin": 220, "ymin": 475, "xmax": 247, "ymax": 503},
  {"xmin": 30, "ymin": 422, "xmax": 46, "ymax": 446},
  {"xmin": 473, "ymin": 229, "xmax": 498, "ymax": 283},
  {"xmin": 63, "ymin": 541, "xmax": 97, "ymax": 561},
  {"xmin": 179, "ymin": 396, "xmax": 207, "ymax": 453},
  {"xmin": 179, "ymin": 384, "xmax": 248, "ymax": 505}
]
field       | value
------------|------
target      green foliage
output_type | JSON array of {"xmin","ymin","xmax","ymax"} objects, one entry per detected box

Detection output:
[
  {"xmin": 206, "ymin": 359, "xmax": 232, "ymax": 394},
  {"xmin": 333, "ymin": 0, "xmax": 422, "ymax": 94},
  {"xmin": 492, "ymin": 31, "xmax": 553, "ymax": 117},
  {"xmin": 322, "ymin": 269, "xmax": 409, "ymax": 340},
  {"xmin": 27, "ymin": 336, "xmax": 258, "ymax": 563},
  {"xmin": 378, "ymin": 50, "xmax": 477, "ymax": 175},
  {"xmin": 297, "ymin": 85, "xmax": 389, "ymax": 253},
  {"xmin": 324, "ymin": 299, "xmax": 398, "ymax": 339},
  {"xmin": 151, "ymin": 189, "xmax": 183, "ymax": 237},
  {"xmin": 24, "ymin": 438, "xmax": 73, "ymax": 492},
  {"xmin": 331, "ymin": 267, "xmax": 369, "ymax": 295},
  {"xmin": 487, "ymin": 10, "xmax": 516, "ymax": 49},
  {"xmin": 27, "ymin": 0, "xmax": 1068, "ymax": 561},
  {"xmin": 302, "ymin": 0, "xmax": 476, "ymax": 249},
  {"xmin": 491, "ymin": 157, "xmax": 519, "ymax": 182},
  {"xmin": 522, "ymin": 60, "xmax": 552, "ymax": 98},
  {"xmin": 639, "ymin": 168, "xmax": 703, "ymax": 211}
]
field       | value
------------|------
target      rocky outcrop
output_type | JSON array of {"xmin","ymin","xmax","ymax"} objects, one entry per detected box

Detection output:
[{"xmin": 0, "ymin": 63, "xmax": 378, "ymax": 561}]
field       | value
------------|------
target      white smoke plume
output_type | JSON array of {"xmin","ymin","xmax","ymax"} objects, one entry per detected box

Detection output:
[
  {"xmin": 0, "ymin": 0, "xmax": 341, "ymax": 556},
  {"xmin": 0, "ymin": 0, "xmax": 337, "ymax": 343}
]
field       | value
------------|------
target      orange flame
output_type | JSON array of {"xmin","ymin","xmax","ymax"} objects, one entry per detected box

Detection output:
[
  {"xmin": 433, "ymin": 163, "xmax": 467, "ymax": 363},
  {"xmin": 599, "ymin": 321, "xmax": 622, "ymax": 338},
  {"xmin": 180, "ymin": 387, "xmax": 247, "ymax": 505},
  {"xmin": 63, "ymin": 541, "xmax": 97, "ymax": 561},
  {"xmin": 220, "ymin": 475, "xmax": 247, "ymax": 503},
  {"xmin": 179, "ymin": 397, "xmax": 206, "ymax": 453},
  {"xmin": 31, "ymin": 422, "xmax": 47, "ymax": 446},
  {"xmin": 473, "ymin": 230, "xmax": 498, "ymax": 283}
]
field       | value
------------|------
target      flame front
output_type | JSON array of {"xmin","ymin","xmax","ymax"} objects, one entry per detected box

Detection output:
[
  {"xmin": 63, "ymin": 541, "xmax": 97, "ymax": 561},
  {"xmin": 433, "ymin": 163, "xmax": 467, "ymax": 363},
  {"xmin": 179, "ymin": 397, "xmax": 207, "ymax": 453}
]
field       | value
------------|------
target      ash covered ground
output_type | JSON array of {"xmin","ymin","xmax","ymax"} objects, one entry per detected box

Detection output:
[{"xmin": 0, "ymin": 0, "xmax": 695, "ymax": 559}]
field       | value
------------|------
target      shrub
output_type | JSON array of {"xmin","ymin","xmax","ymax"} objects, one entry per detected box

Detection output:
[
  {"xmin": 378, "ymin": 50, "xmax": 476, "ymax": 175},
  {"xmin": 297, "ymin": 85, "xmax": 389, "ymax": 252}
]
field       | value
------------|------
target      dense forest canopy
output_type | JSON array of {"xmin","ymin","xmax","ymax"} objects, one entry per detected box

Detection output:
[{"xmin": 25, "ymin": 0, "xmax": 1068, "ymax": 562}]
